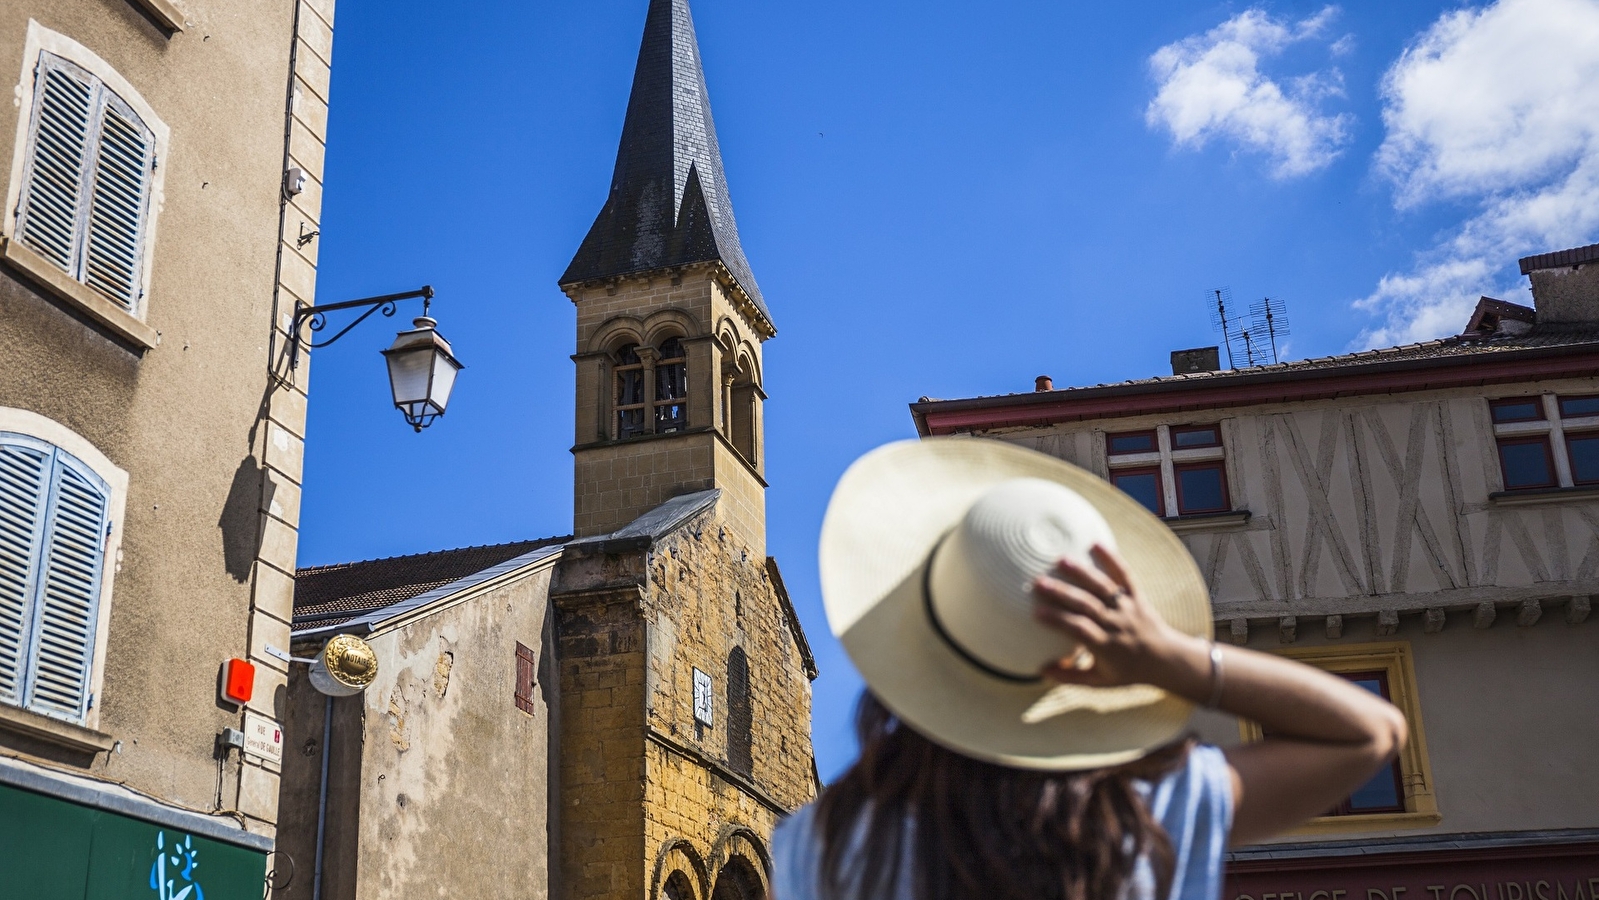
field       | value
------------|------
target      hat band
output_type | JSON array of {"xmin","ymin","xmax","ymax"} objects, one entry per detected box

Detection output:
[{"xmin": 922, "ymin": 534, "xmax": 1045, "ymax": 685}]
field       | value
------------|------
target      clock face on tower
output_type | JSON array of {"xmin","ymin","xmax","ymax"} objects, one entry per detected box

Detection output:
[{"xmin": 693, "ymin": 667, "xmax": 714, "ymax": 726}]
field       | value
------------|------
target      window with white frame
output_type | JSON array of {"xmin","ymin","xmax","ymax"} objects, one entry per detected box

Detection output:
[
  {"xmin": 0, "ymin": 432, "xmax": 112, "ymax": 723},
  {"xmin": 15, "ymin": 51, "xmax": 158, "ymax": 314},
  {"xmin": 1105, "ymin": 424, "xmax": 1232, "ymax": 518},
  {"xmin": 1490, "ymin": 395, "xmax": 1599, "ymax": 492}
]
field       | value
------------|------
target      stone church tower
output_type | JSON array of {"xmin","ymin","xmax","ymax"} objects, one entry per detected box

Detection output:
[
  {"xmin": 553, "ymin": 4, "xmax": 818, "ymax": 900},
  {"xmin": 561, "ymin": 0, "xmax": 774, "ymax": 555}
]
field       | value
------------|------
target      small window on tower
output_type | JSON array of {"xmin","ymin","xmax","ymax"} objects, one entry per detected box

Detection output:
[
  {"xmin": 656, "ymin": 337, "xmax": 688, "ymax": 434},
  {"xmin": 727, "ymin": 647, "xmax": 752, "ymax": 776},
  {"xmin": 615, "ymin": 344, "xmax": 646, "ymax": 439}
]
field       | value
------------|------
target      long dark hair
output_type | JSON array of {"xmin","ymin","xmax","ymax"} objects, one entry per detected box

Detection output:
[{"xmin": 814, "ymin": 693, "xmax": 1193, "ymax": 900}]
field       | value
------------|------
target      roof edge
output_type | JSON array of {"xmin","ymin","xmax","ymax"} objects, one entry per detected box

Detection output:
[
  {"xmin": 765, "ymin": 557, "xmax": 817, "ymax": 680},
  {"xmin": 912, "ymin": 339, "xmax": 1599, "ymax": 435},
  {"xmin": 294, "ymin": 538, "xmax": 560, "ymax": 577},
  {"xmin": 558, "ymin": 261, "xmax": 775, "ymax": 339},
  {"xmin": 567, "ymin": 489, "xmax": 723, "ymax": 555},
  {"xmin": 293, "ymin": 543, "xmax": 568, "ymax": 640},
  {"xmin": 1520, "ymin": 242, "xmax": 1599, "ymax": 274}
]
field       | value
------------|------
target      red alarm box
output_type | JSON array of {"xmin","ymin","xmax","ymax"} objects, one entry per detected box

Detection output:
[{"xmin": 222, "ymin": 658, "xmax": 255, "ymax": 706}]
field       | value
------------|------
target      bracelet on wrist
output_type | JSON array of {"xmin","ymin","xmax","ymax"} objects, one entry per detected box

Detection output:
[{"xmin": 1204, "ymin": 642, "xmax": 1225, "ymax": 709}]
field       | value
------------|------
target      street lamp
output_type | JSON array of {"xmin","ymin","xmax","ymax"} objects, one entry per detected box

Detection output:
[
  {"xmin": 383, "ymin": 312, "xmax": 463, "ymax": 433},
  {"xmin": 288, "ymin": 286, "xmax": 465, "ymax": 432}
]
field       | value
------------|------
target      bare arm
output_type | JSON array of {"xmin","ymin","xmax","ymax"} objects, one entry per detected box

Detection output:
[{"xmin": 1033, "ymin": 546, "xmax": 1407, "ymax": 846}]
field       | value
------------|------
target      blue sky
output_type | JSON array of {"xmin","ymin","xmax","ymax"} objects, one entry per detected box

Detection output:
[{"xmin": 298, "ymin": 0, "xmax": 1599, "ymax": 779}]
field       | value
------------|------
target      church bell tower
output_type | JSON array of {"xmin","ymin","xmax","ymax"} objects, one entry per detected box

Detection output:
[{"xmin": 560, "ymin": 0, "xmax": 775, "ymax": 555}]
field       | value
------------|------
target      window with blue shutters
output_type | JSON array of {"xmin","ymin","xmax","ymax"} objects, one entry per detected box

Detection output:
[
  {"xmin": 0, "ymin": 433, "xmax": 111, "ymax": 723},
  {"xmin": 15, "ymin": 52, "xmax": 158, "ymax": 316}
]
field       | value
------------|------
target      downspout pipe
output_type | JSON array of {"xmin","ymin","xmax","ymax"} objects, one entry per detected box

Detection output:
[{"xmin": 313, "ymin": 695, "xmax": 332, "ymax": 900}]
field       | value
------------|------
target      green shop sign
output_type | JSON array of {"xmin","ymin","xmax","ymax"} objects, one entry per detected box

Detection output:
[{"xmin": 0, "ymin": 782, "xmax": 267, "ymax": 899}]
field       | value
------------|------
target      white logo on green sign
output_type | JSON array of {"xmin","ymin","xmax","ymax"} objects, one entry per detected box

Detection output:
[{"xmin": 149, "ymin": 832, "xmax": 205, "ymax": 900}]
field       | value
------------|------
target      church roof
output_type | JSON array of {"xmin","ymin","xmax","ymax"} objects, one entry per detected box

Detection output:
[
  {"xmin": 293, "ymin": 537, "xmax": 570, "ymax": 631},
  {"xmin": 561, "ymin": 0, "xmax": 772, "ymax": 331}
]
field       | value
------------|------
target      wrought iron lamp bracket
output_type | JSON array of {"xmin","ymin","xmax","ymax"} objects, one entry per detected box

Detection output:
[{"xmin": 288, "ymin": 285, "xmax": 434, "ymax": 370}]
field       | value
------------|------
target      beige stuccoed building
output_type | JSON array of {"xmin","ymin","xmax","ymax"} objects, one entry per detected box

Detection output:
[
  {"xmin": 272, "ymin": 2, "xmax": 820, "ymax": 900},
  {"xmin": 0, "ymin": 0, "xmax": 337, "ymax": 893},
  {"xmin": 913, "ymin": 246, "xmax": 1599, "ymax": 896}
]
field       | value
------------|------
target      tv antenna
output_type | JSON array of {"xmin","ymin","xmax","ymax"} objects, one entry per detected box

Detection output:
[
  {"xmin": 1250, "ymin": 296, "xmax": 1290, "ymax": 366},
  {"xmin": 1209, "ymin": 289, "xmax": 1291, "ymax": 368},
  {"xmin": 1208, "ymin": 288, "xmax": 1239, "ymax": 369}
]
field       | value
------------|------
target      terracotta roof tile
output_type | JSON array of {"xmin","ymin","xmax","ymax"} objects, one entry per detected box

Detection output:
[{"xmin": 294, "ymin": 537, "xmax": 570, "ymax": 627}]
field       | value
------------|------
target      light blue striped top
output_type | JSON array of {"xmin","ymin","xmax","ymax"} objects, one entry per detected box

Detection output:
[{"xmin": 772, "ymin": 743, "xmax": 1234, "ymax": 900}]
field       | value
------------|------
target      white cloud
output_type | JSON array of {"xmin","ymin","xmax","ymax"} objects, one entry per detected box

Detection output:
[
  {"xmin": 1146, "ymin": 7, "xmax": 1353, "ymax": 179},
  {"xmin": 1358, "ymin": 0, "xmax": 1599, "ymax": 347}
]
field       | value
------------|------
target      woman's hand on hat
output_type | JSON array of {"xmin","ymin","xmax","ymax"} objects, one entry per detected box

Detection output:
[{"xmin": 1031, "ymin": 545, "xmax": 1198, "ymax": 690}]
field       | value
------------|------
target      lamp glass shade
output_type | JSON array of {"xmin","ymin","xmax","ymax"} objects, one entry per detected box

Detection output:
[{"xmin": 383, "ymin": 317, "xmax": 464, "ymax": 431}]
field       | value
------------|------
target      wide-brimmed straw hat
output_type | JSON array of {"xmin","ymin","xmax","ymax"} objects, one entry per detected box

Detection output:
[{"xmin": 819, "ymin": 438, "xmax": 1213, "ymax": 771}]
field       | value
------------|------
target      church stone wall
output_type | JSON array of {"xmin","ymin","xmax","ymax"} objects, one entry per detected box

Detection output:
[
  {"xmin": 572, "ymin": 272, "xmax": 715, "ymax": 353},
  {"xmin": 554, "ymin": 503, "xmax": 816, "ymax": 900},
  {"xmin": 710, "ymin": 440, "xmax": 768, "ymax": 558},
  {"xmin": 645, "ymin": 517, "xmax": 816, "ymax": 812},
  {"xmin": 642, "ymin": 514, "xmax": 816, "ymax": 900},
  {"xmin": 314, "ymin": 566, "xmax": 560, "ymax": 900},
  {"xmin": 555, "ymin": 578, "xmax": 651, "ymax": 900},
  {"xmin": 575, "ymin": 436, "xmax": 718, "ymax": 538}
]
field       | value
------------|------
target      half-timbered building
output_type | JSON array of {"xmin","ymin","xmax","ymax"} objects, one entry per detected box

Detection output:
[{"xmin": 912, "ymin": 245, "xmax": 1599, "ymax": 895}]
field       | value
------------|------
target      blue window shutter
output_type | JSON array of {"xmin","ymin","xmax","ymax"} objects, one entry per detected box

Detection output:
[
  {"xmin": 82, "ymin": 91, "xmax": 155, "ymax": 311},
  {"xmin": 16, "ymin": 55, "xmax": 97, "ymax": 275},
  {"xmin": 0, "ymin": 439, "xmax": 51, "ymax": 705},
  {"xmin": 25, "ymin": 454, "xmax": 109, "ymax": 720}
]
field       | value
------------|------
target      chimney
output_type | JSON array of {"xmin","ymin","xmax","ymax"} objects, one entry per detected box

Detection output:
[
  {"xmin": 1035, "ymin": 375, "xmax": 1054, "ymax": 392},
  {"xmin": 1170, "ymin": 347, "xmax": 1221, "ymax": 376},
  {"xmin": 1520, "ymin": 243, "xmax": 1599, "ymax": 325},
  {"xmin": 1463, "ymin": 296, "xmax": 1536, "ymax": 339}
]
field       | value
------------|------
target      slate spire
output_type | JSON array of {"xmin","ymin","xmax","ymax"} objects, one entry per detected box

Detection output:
[{"xmin": 562, "ymin": 0, "xmax": 770, "ymax": 327}]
